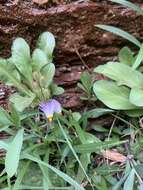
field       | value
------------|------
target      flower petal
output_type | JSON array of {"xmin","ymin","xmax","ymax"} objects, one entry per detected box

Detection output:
[{"xmin": 39, "ymin": 99, "xmax": 62, "ymax": 118}]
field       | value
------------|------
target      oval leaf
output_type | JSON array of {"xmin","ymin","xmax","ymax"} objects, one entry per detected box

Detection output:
[
  {"xmin": 5, "ymin": 129, "xmax": 24, "ymax": 178},
  {"xmin": 11, "ymin": 38, "xmax": 32, "ymax": 82},
  {"xmin": 37, "ymin": 32, "xmax": 55, "ymax": 57},
  {"xmin": 41, "ymin": 63, "xmax": 55, "ymax": 87},
  {"xmin": 10, "ymin": 93, "xmax": 35, "ymax": 112},
  {"xmin": 93, "ymin": 80, "xmax": 137, "ymax": 110},
  {"xmin": 94, "ymin": 62, "xmax": 143, "ymax": 88},
  {"xmin": 118, "ymin": 47, "xmax": 134, "ymax": 66},
  {"xmin": 32, "ymin": 48, "xmax": 48, "ymax": 71},
  {"xmin": 129, "ymin": 88, "xmax": 143, "ymax": 107}
]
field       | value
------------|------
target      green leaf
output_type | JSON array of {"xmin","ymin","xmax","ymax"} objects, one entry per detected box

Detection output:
[
  {"xmin": 96, "ymin": 25, "xmax": 141, "ymax": 47},
  {"xmin": 20, "ymin": 161, "xmax": 43, "ymax": 187},
  {"xmin": 32, "ymin": 48, "xmax": 48, "ymax": 71},
  {"xmin": 80, "ymin": 71, "xmax": 92, "ymax": 93},
  {"xmin": 94, "ymin": 62, "xmax": 143, "ymax": 88},
  {"xmin": 118, "ymin": 47, "xmax": 134, "ymax": 66},
  {"xmin": 9, "ymin": 104, "xmax": 21, "ymax": 127},
  {"xmin": 123, "ymin": 169, "xmax": 135, "ymax": 190},
  {"xmin": 10, "ymin": 93, "xmax": 35, "ymax": 112},
  {"xmin": 57, "ymin": 119, "xmax": 92, "ymax": 187},
  {"xmin": 41, "ymin": 63, "xmax": 55, "ymax": 87},
  {"xmin": 129, "ymin": 88, "xmax": 143, "ymax": 107},
  {"xmin": 72, "ymin": 112, "xmax": 81, "ymax": 121},
  {"xmin": 134, "ymin": 164, "xmax": 143, "ymax": 178},
  {"xmin": 110, "ymin": 0, "xmax": 143, "ymax": 16},
  {"xmin": 91, "ymin": 125, "xmax": 108, "ymax": 132},
  {"xmin": 37, "ymin": 32, "xmax": 55, "ymax": 57},
  {"xmin": 76, "ymin": 154, "xmax": 90, "ymax": 183},
  {"xmin": 51, "ymin": 84, "xmax": 64, "ymax": 95},
  {"xmin": 112, "ymin": 174, "xmax": 129, "ymax": 190},
  {"xmin": 132, "ymin": 44, "xmax": 143, "ymax": 69},
  {"xmin": 0, "ymin": 62, "xmax": 29, "ymax": 95},
  {"xmin": 0, "ymin": 59, "xmax": 21, "ymax": 85},
  {"xmin": 0, "ymin": 140, "xmax": 9, "ymax": 150},
  {"xmin": 75, "ymin": 140, "xmax": 127, "ymax": 154},
  {"xmin": 5, "ymin": 129, "xmax": 24, "ymax": 178},
  {"xmin": 84, "ymin": 108, "xmax": 113, "ymax": 118},
  {"xmin": 93, "ymin": 80, "xmax": 137, "ymax": 110},
  {"xmin": 125, "ymin": 109, "xmax": 143, "ymax": 117},
  {"xmin": 23, "ymin": 154, "xmax": 85, "ymax": 190},
  {"xmin": 0, "ymin": 107, "xmax": 13, "ymax": 126},
  {"xmin": 11, "ymin": 38, "xmax": 32, "ymax": 83},
  {"xmin": 13, "ymin": 161, "xmax": 30, "ymax": 190}
]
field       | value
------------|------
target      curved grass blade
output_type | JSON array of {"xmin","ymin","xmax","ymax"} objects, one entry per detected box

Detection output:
[
  {"xmin": 96, "ymin": 25, "xmax": 141, "ymax": 47},
  {"xmin": 110, "ymin": 0, "xmax": 143, "ymax": 16},
  {"xmin": 132, "ymin": 44, "xmax": 143, "ymax": 69},
  {"xmin": 57, "ymin": 119, "xmax": 94, "ymax": 190}
]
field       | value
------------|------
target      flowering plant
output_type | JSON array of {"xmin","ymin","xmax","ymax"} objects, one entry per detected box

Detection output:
[{"xmin": 0, "ymin": 32, "xmax": 64, "ymax": 112}]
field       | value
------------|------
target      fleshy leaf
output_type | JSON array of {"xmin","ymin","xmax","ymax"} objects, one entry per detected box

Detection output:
[
  {"xmin": 32, "ymin": 48, "xmax": 48, "ymax": 71},
  {"xmin": 11, "ymin": 38, "xmax": 32, "ymax": 83},
  {"xmin": 118, "ymin": 47, "xmax": 134, "ymax": 66},
  {"xmin": 51, "ymin": 84, "xmax": 64, "ymax": 95},
  {"xmin": 37, "ymin": 32, "xmax": 55, "ymax": 58},
  {"xmin": 94, "ymin": 62, "xmax": 143, "ymax": 88},
  {"xmin": 10, "ymin": 93, "xmax": 35, "ymax": 112},
  {"xmin": 93, "ymin": 80, "xmax": 137, "ymax": 110},
  {"xmin": 129, "ymin": 88, "xmax": 143, "ymax": 107},
  {"xmin": 41, "ymin": 63, "xmax": 55, "ymax": 87},
  {"xmin": 0, "ymin": 61, "xmax": 29, "ymax": 95}
]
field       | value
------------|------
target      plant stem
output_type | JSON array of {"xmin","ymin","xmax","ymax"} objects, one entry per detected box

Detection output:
[{"xmin": 7, "ymin": 176, "xmax": 12, "ymax": 190}]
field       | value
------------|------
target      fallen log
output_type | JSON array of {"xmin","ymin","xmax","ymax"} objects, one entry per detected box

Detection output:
[{"xmin": 0, "ymin": 1, "xmax": 143, "ymax": 108}]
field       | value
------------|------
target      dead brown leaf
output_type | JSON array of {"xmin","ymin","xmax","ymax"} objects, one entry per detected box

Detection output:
[
  {"xmin": 102, "ymin": 150, "xmax": 126, "ymax": 163},
  {"xmin": 33, "ymin": 0, "xmax": 49, "ymax": 5}
]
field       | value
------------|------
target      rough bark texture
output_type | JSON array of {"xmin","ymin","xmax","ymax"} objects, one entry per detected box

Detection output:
[{"xmin": 0, "ymin": 1, "xmax": 143, "ymax": 108}]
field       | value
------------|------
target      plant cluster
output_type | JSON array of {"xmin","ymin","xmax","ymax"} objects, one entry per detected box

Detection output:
[
  {"xmin": 0, "ymin": 0, "xmax": 143, "ymax": 190},
  {"xmin": 0, "ymin": 32, "xmax": 64, "ymax": 112},
  {"xmin": 0, "ymin": 32, "xmax": 123, "ymax": 190}
]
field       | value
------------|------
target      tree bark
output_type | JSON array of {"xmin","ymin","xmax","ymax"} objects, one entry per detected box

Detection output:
[{"xmin": 0, "ymin": 1, "xmax": 143, "ymax": 108}]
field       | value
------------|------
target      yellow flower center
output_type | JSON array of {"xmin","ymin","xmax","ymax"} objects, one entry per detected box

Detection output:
[{"xmin": 47, "ymin": 116, "xmax": 53, "ymax": 122}]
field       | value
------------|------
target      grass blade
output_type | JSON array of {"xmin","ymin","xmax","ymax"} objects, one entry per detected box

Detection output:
[
  {"xmin": 96, "ymin": 25, "xmax": 141, "ymax": 47},
  {"xmin": 110, "ymin": 0, "xmax": 143, "ymax": 16},
  {"xmin": 75, "ymin": 140, "xmax": 127, "ymax": 154},
  {"xmin": 57, "ymin": 119, "xmax": 93, "ymax": 189},
  {"xmin": 5, "ymin": 129, "xmax": 24, "ymax": 178},
  {"xmin": 123, "ymin": 169, "xmax": 135, "ymax": 190},
  {"xmin": 132, "ymin": 44, "xmax": 143, "ymax": 69}
]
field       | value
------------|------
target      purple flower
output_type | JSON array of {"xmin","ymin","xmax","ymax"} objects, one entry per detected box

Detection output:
[{"xmin": 39, "ymin": 99, "xmax": 62, "ymax": 122}]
